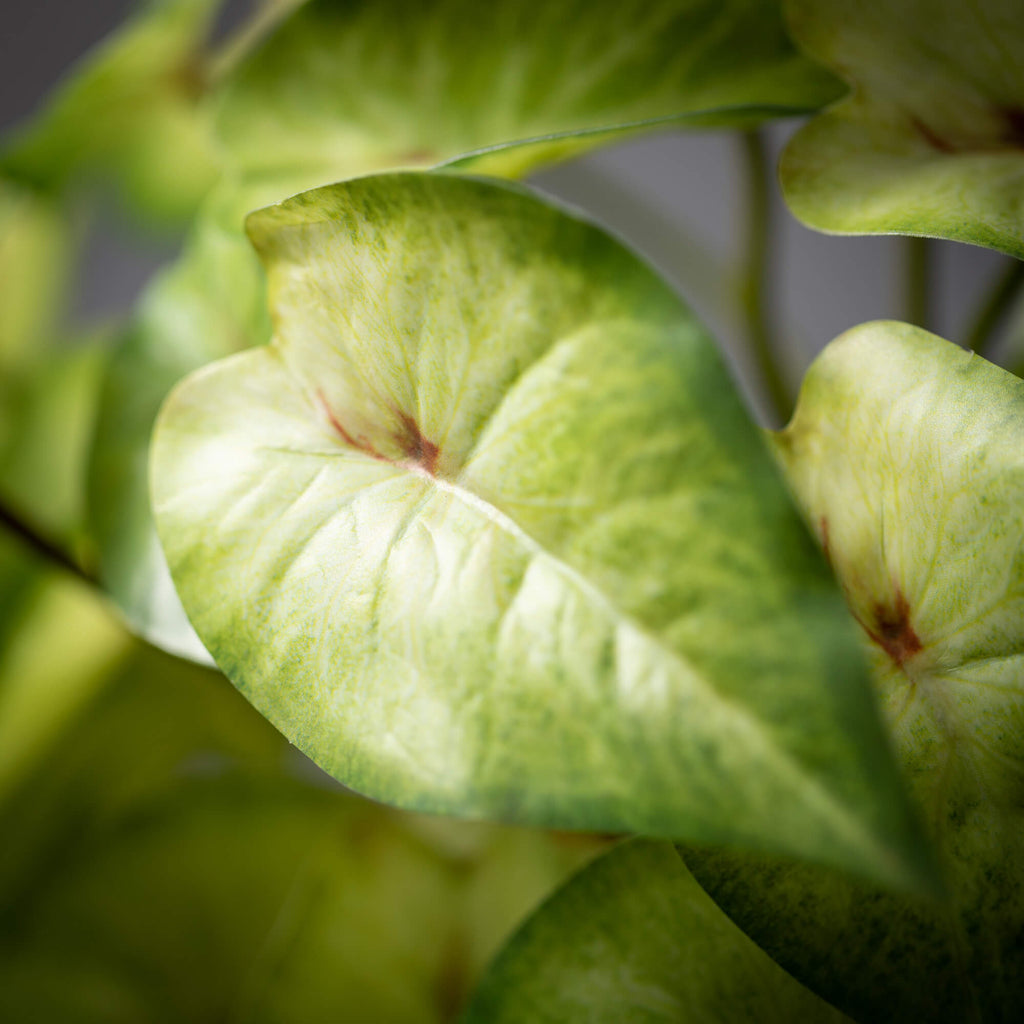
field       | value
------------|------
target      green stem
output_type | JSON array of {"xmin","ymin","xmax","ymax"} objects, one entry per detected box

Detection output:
[
  {"xmin": 0, "ymin": 501, "xmax": 95, "ymax": 587},
  {"xmin": 905, "ymin": 236, "xmax": 932, "ymax": 330},
  {"xmin": 205, "ymin": 0, "xmax": 305, "ymax": 86},
  {"xmin": 738, "ymin": 130, "xmax": 790, "ymax": 425},
  {"xmin": 964, "ymin": 259, "xmax": 1024, "ymax": 357}
]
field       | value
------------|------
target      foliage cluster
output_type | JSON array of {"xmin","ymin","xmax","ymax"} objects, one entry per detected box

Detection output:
[{"xmin": 1, "ymin": 0, "xmax": 1024, "ymax": 1020}]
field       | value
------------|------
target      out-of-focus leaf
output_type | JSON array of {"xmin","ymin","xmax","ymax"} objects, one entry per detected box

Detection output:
[
  {"xmin": 685, "ymin": 322, "xmax": 1024, "ymax": 1022},
  {"xmin": 0, "ymin": 557, "xmax": 600, "ymax": 1023},
  {"xmin": 0, "ymin": 533, "xmax": 127, "ymax": 808},
  {"xmin": 0, "ymin": 774, "xmax": 597, "ymax": 1024},
  {"xmin": 1, "ymin": 0, "xmax": 222, "ymax": 227},
  {"xmin": 152, "ymin": 172, "xmax": 930, "ymax": 891},
  {"xmin": 216, "ymin": 0, "xmax": 843, "ymax": 185},
  {"xmin": 466, "ymin": 839, "xmax": 851, "ymax": 1023},
  {"xmin": 0, "ymin": 180, "xmax": 68, "ymax": 372},
  {"xmin": 0, "ymin": 181, "xmax": 74, "ymax": 541},
  {"xmin": 87, "ymin": 190, "xmax": 271, "ymax": 660},
  {"xmin": 1, "ymin": 338, "xmax": 110, "ymax": 555},
  {"xmin": 780, "ymin": 0, "xmax": 1024, "ymax": 259}
]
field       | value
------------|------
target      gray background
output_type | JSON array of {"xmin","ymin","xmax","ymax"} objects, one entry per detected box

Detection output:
[{"xmin": 1, "ymin": 0, "xmax": 1015, "ymax": 421}]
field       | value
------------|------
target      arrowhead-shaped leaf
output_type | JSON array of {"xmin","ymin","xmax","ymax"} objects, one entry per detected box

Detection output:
[
  {"xmin": 685, "ymin": 322, "xmax": 1024, "ymax": 1021},
  {"xmin": 89, "ymin": 0, "xmax": 843, "ymax": 657},
  {"xmin": 152, "ymin": 173, "xmax": 928, "ymax": 888},
  {"xmin": 466, "ymin": 839, "xmax": 851, "ymax": 1023},
  {"xmin": 780, "ymin": 0, "xmax": 1024, "ymax": 258}
]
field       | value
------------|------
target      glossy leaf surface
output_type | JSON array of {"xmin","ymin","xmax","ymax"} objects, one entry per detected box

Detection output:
[
  {"xmin": 153, "ymin": 173, "xmax": 927, "ymax": 888},
  {"xmin": 780, "ymin": 0, "xmax": 1024, "ymax": 258},
  {"xmin": 687, "ymin": 322, "xmax": 1024, "ymax": 1022},
  {"xmin": 89, "ymin": 0, "xmax": 842, "ymax": 656},
  {"xmin": 1, "ymin": 0, "xmax": 220, "ymax": 226},
  {"xmin": 466, "ymin": 840, "xmax": 850, "ymax": 1023}
]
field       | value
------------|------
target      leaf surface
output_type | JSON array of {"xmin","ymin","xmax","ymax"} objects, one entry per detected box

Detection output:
[
  {"xmin": 216, "ymin": 0, "xmax": 842, "ymax": 184},
  {"xmin": 152, "ymin": 173, "xmax": 928, "ymax": 887},
  {"xmin": 1, "ymin": 0, "xmax": 220, "ymax": 226},
  {"xmin": 686, "ymin": 322, "xmax": 1024, "ymax": 1022},
  {"xmin": 0, "ymin": 570, "xmax": 599, "ymax": 1024},
  {"xmin": 466, "ymin": 839, "xmax": 851, "ymax": 1023},
  {"xmin": 780, "ymin": 0, "xmax": 1024, "ymax": 258},
  {"xmin": 90, "ymin": 0, "xmax": 843, "ymax": 655}
]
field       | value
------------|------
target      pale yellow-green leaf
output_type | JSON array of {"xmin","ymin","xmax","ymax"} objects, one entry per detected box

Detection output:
[{"xmin": 780, "ymin": 0, "xmax": 1024, "ymax": 258}]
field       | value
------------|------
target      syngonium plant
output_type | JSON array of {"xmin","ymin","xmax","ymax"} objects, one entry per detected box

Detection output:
[{"xmin": 2, "ymin": 0, "xmax": 1024, "ymax": 1020}]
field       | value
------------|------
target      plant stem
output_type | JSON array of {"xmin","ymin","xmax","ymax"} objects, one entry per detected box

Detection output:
[
  {"xmin": 0, "ymin": 501, "xmax": 95, "ymax": 587},
  {"xmin": 905, "ymin": 236, "xmax": 932, "ymax": 330},
  {"xmin": 963, "ymin": 259, "xmax": 1024, "ymax": 357},
  {"xmin": 205, "ymin": 0, "xmax": 305, "ymax": 86},
  {"xmin": 738, "ymin": 130, "xmax": 791, "ymax": 425}
]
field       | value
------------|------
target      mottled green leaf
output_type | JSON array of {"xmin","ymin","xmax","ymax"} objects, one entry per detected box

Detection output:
[
  {"xmin": 685, "ymin": 322, "xmax": 1024, "ymax": 1022},
  {"xmin": 152, "ymin": 172, "xmax": 928, "ymax": 889},
  {"xmin": 216, "ymin": 0, "xmax": 842, "ymax": 184},
  {"xmin": 1, "ymin": 0, "xmax": 221, "ymax": 226},
  {"xmin": 780, "ymin": 0, "xmax": 1024, "ymax": 258},
  {"xmin": 466, "ymin": 840, "xmax": 851, "ymax": 1023},
  {"xmin": 89, "ymin": 0, "xmax": 842, "ymax": 655}
]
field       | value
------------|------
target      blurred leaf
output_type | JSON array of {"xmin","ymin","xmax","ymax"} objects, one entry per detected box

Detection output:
[
  {"xmin": 685, "ymin": 322, "xmax": 1024, "ymax": 1022},
  {"xmin": 0, "ymin": 180, "xmax": 68, "ymax": 372},
  {"xmin": 152, "ymin": 173, "xmax": 929, "ymax": 890},
  {"xmin": 1, "ymin": 0, "xmax": 222, "ymax": 227},
  {"xmin": 1, "ymin": 337, "xmax": 110, "ymax": 554},
  {"xmin": 0, "ymin": 552, "xmax": 599, "ymax": 1022},
  {"xmin": 466, "ymin": 839, "xmax": 850, "ymax": 1023},
  {"xmin": 215, "ymin": 0, "xmax": 843, "ymax": 185},
  {"xmin": 780, "ymin": 0, "xmax": 1024, "ymax": 259},
  {"xmin": 0, "ymin": 774, "xmax": 597, "ymax": 1024},
  {"xmin": 0, "ymin": 180, "xmax": 74, "ymax": 533},
  {"xmin": 87, "ymin": 190, "xmax": 271, "ymax": 659},
  {"xmin": 0, "ymin": 533, "xmax": 127, "ymax": 806}
]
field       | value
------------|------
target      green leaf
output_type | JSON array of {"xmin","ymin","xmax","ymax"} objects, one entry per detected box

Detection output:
[
  {"xmin": 0, "ymin": 532, "xmax": 127, "ymax": 808},
  {"xmin": 88, "ymin": 190, "xmax": 272, "ymax": 660},
  {"xmin": 0, "ymin": 181, "xmax": 68, "ymax": 373},
  {"xmin": 780, "ymin": 0, "xmax": 1024, "ymax": 259},
  {"xmin": 685, "ymin": 321, "xmax": 1024, "ymax": 1022},
  {"xmin": 87, "ymin": 0, "xmax": 843, "ymax": 655},
  {"xmin": 466, "ymin": 839, "xmax": 850, "ymax": 1023},
  {"xmin": 0, "ymin": 777, "xmax": 597, "ymax": 1024},
  {"xmin": 152, "ymin": 172, "xmax": 929, "ymax": 889},
  {"xmin": 1, "ymin": 0, "xmax": 221, "ymax": 226},
  {"xmin": 1, "ymin": 338, "xmax": 110, "ymax": 555},
  {"xmin": 215, "ymin": 0, "xmax": 842, "ymax": 185},
  {"xmin": 0, "ymin": 573, "xmax": 601, "ymax": 1023}
]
